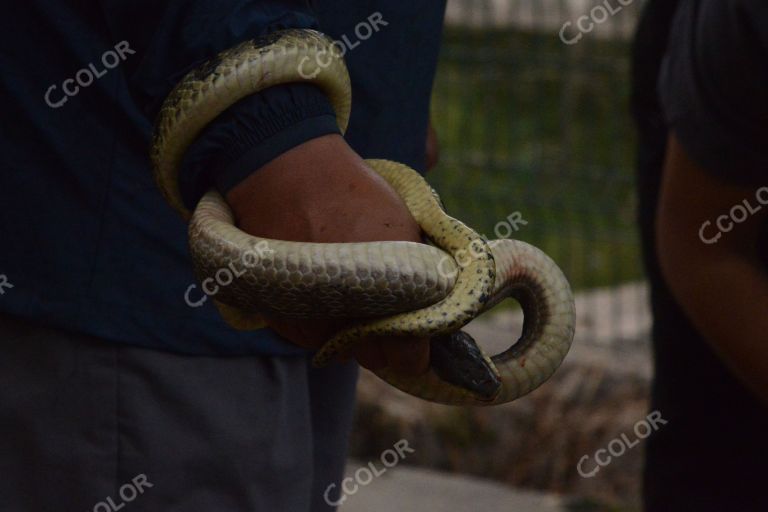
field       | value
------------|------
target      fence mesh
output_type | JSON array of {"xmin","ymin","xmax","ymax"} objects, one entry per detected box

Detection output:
[{"xmin": 431, "ymin": 0, "xmax": 649, "ymax": 347}]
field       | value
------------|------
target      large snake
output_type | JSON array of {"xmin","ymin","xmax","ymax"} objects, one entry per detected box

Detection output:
[{"xmin": 151, "ymin": 29, "xmax": 575, "ymax": 406}]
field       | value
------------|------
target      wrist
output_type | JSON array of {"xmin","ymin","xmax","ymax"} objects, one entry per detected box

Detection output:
[
  {"xmin": 179, "ymin": 83, "xmax": 340, "ymax": 211},
  {"xmin": 225, "ymin": 134, "xmax": 364, "ymax": 239},
  {"xmin": 224, "ymin": 134, "xmax": 422, "ymax": 245}
]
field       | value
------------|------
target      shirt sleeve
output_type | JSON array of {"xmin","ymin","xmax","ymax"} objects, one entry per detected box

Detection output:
[
  {"xmin": 179, "ymin": 82, "xmax": 339, "ymax": 208},
  {"xmin": 659, "ymin": 0, "xmax": 768, "ymax": 185},
  {"xmin": 100, "ymin": 0, "xmax": 339, "ymax": 209}
]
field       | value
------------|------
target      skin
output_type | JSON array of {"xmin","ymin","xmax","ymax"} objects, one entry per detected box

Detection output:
[
  {"xmin": 226, "ymin": 133, "xmax": 438, "ymax": 375},
  {"xmin": 656, "ymin": 134, "xmax": 768, "ymax": 404}
]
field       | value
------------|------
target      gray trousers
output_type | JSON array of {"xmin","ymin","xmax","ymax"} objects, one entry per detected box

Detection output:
[{"xmin": 0, "ymin": 313, "xmax": 358, "ymax": 512}]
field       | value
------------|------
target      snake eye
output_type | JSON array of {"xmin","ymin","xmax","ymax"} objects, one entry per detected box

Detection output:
[{"xmin": 429, "ymin": 331, "xmax": 501, "ymax": 401}]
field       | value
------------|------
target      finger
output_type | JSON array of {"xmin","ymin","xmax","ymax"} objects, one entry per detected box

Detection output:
[
  {"xmin": 381, "ymin": 336, "xmax": 431, "ymax": 376},
  {"xmin": 264, "ymin": 315, "xmax": 343, "ymax": 350},
  {"xmin": 351, "ymin": 339, "xmax": 387, "ymax": 371}
]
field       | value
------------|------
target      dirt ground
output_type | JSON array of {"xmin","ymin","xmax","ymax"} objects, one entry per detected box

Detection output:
[{"xmin": 349, "ymin": 281, "xmax": 653, "ymax": 511}]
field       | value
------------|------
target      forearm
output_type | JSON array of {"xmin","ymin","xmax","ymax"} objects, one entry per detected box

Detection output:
[
  {"xmin": 658, "ymin": 238, "xmax": 768, "ymax": 403},
  {"xmin": 657, "ymin": 135, "xmax": 768, "ymax": 403}
]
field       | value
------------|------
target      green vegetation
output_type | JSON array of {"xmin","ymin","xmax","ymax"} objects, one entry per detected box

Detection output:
[{"xmin": 430, "ymin": 27, "xmax": 643, "ymax": 290}]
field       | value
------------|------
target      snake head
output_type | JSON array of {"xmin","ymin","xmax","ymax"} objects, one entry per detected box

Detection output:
[{"xmin": 429, "ymin": 331, "xmax": 501, "ymax": 402}]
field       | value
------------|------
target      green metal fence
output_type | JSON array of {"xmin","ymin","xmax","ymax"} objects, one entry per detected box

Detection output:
[{"xmin": 430, "ymin": 0, "xmax": 648, "ymax": 344}]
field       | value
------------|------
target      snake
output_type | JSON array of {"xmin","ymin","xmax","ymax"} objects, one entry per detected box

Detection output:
[{"xmin": 151, "ymin": 29, "xmax": 575, "ymax": 406}]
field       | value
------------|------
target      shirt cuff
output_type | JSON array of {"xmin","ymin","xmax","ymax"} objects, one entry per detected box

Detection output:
[{"xmin": 179, "ymin": 82, "xmax": 340, "ymax": 209}]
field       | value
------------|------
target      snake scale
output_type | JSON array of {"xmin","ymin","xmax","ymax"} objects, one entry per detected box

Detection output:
[{"xmin": 151, "ymin": 29, "xmax": 575, "ymax": 406}]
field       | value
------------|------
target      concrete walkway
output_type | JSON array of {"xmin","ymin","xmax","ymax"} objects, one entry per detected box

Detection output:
[{"xmin": 339, "ymin": 463, "xmax": 566, "ymax": 512}]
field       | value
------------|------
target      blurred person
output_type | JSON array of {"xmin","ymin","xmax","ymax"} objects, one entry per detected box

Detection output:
[
  {"xmin": 632, "ymin": 0, "xmax": 768, "ymax": 510},
  {"xmin": 0, "ymin": 1, "xmax": 445, "ymax": 510}
]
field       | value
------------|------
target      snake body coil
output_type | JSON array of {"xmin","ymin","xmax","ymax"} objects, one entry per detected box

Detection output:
[{"xmin": 152, "ymin": 29, "xmax": 575, "ymax": 406}]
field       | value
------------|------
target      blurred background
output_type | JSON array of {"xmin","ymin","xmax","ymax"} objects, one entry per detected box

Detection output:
[{"xmin": 344, "ymin": 1, "xmax": 651, "ymax": 511}]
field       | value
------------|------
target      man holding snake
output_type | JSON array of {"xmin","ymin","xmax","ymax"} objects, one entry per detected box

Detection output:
[{"xmin": 0, "ymin": 1, "xmax": 446, "ymax": 510}]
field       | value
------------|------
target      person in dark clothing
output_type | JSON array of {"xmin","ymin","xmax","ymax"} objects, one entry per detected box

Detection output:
[
  {"xmin": 0, "ymin": 1, "xmax": 445, "ymax": 510},
  {"xmin": 632, "ymin": 1, "xmax": 768, "ymax": 510}
]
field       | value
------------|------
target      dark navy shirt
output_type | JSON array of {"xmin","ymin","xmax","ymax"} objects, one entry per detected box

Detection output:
[{"xmin": 0, "ymin": 1, "xmax": 446, "ymax": 355}]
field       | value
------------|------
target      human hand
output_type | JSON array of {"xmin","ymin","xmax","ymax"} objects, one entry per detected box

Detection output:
[{"xmin": 225, "ymin": 134, "xmax": 430, "ymax": 376}]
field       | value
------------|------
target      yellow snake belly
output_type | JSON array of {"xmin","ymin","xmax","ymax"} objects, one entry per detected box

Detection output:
[{"xmin": 151, "ymin": 29, "xmax": 576, "ymax": 406}]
